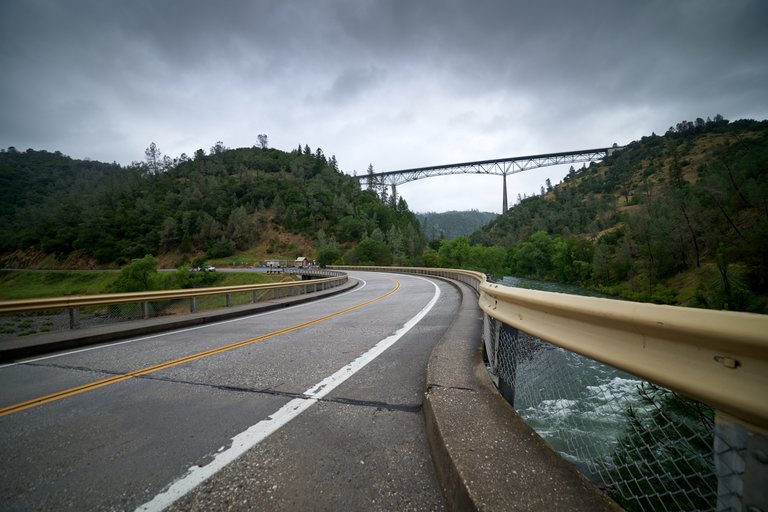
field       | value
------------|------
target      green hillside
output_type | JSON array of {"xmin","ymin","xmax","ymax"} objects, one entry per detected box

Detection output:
[
  {"xmin": 468, "ymin": 117, "xmax": 768, "ymax": 312},
  {"xmin": 0, "ymin": 143, "xmax": 425, "ymax": 268}
]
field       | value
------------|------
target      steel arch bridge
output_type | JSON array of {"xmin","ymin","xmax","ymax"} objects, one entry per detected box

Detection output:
[{"xmin": 358, "ymin": 146, "xmax": 622, "ymax": 213}]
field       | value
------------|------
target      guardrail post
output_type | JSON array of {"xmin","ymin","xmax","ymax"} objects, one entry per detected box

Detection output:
[
  {"xmin": 226, "ymin": 293, "xmax": 232, "ymax": 307},
  {"xmin": 141, "ymin": 301, "xmax": 150, "ymax": 319},
  {"xmin": 715, "ymin": 412, "xmax": 768, "ymax": 511},
  {"xmin": 252, "ymin": 290, "xmax": 258, "ymax": 303},
  {"xmin": 190, "ymin": 297, "xmax": 197, "ymax": 313},
  {"xmin": 68, "ymin": 307, "xmax": 80, "ymax": 329},
  {"xmin": 745, "ymin": 427, "xmax": 768, "ymax": 511}
]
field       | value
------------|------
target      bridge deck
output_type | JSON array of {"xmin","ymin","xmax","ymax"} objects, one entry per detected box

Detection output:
[
  {"xmin": 365, "ymin": 147, "xmax": 619, "ymax": 178},
  {"xmin": 358, "ymin": 146, "xmax": 622, "ymax": 212}
]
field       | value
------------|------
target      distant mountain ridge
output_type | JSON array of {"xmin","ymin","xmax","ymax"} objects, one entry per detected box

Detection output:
[{"xmin": 416, "ymin": 210, "xmax": 498, "ymax": 240}]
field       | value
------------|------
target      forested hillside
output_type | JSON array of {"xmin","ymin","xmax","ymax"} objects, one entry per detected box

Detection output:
[
  {"xmin": 0, "ymin": 143, "xmax": 425, "ymax": 267},
  {"xmin": 416, "ymin": 210, "xmax": 498, "ymax": 241},
  {"xmin": 467, "ymin": 117, "xmax": 768, "ymax": 312}
]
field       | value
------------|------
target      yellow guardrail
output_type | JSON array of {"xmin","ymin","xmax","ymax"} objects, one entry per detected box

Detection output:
[
  {"xmin": 480, "ymin": 281, "xmax": 768, "ymax": 431},
  {"xmin": 332, "ymin": 265, "xmax": 768, "ymax": 430},
  {"xmin": 331, "ymin": 265, "xmax": 485, "ymax": 291},
  {"xmin": 0, "ymin": 274, "xmax": 347, "ymax": 314}
]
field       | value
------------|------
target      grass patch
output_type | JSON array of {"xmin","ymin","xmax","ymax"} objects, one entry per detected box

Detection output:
[
  {"xmin": 0, "ymin": 270, "xmax": 119, "ymax": 300},
  {"xmin": 666, "ymin": 265, "xmax": 712, "ymax": 306},
  {"xmin": 0, "ymin": 269, "xmax": 291, "ymax": 301}
]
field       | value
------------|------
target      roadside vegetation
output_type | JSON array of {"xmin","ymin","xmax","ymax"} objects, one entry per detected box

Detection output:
[
  {"xmin": 0, "ymin": 257, "xmax": 287, "ymax": 300},
  {"xmin": 0, "ymin": 270, "xmax": 119, "ymax": 300},
  {"xmin": 0, "ymin": 140, "xmax": 425, "ymax": 270},
  {"xmin": 416, "ymin": 210, "xmax": 498, "ymax": 241}
]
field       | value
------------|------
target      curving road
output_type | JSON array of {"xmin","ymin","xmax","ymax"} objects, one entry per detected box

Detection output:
[{"xmin": 0, "ymin": 271, "xmax": 461, "ymax": 511}]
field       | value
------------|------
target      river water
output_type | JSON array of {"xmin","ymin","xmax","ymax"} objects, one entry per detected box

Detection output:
[{"xmin": 497, "ymin": 276, "xmax": 646, "ymax": 482}]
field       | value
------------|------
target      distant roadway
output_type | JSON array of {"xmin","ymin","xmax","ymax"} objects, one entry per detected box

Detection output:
[{"xmin": 0, "ymin": 271, "xmax": 460, "ymax": 511}]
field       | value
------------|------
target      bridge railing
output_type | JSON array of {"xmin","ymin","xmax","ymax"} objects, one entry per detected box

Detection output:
[
  {"xmin": 332, "ymin": 265, "xmax": 768, "ymax": 511},
  {"xmin": 0, "ymin": 271, "xmax": 347, "ymax": 338}
]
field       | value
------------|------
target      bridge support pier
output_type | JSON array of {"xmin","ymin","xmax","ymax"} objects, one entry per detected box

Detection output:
[
  {"xmin": 715, "ymin": 412, "xmax": 768, "ymax": 511},
  {"xmin": 502, "ymin": 172, "xmax": 508, "ymax": 214}
]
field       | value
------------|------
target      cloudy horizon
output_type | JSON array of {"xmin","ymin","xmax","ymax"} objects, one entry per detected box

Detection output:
[{"xmin": 1, "ymin": 0, "xmax": 766, "ymax": 213}]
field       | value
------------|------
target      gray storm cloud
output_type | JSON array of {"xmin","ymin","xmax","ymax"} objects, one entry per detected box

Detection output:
[{"xmin": 1, "ymin": 0, "xmax": 766, "ymax": 212}]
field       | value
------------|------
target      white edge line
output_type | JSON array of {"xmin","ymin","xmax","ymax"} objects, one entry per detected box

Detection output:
[
  {"xmin": 135, "ymin": 276, "xmax": 441, "ymax": 512},
  {"xmin": 0, "ymin": 278, "xmax": 367, "ymax": 369}
]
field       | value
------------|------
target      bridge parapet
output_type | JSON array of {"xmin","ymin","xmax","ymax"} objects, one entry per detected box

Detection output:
[{"xmin": 332, "ymin": 265, "xmax": 768, "ymax": 511}]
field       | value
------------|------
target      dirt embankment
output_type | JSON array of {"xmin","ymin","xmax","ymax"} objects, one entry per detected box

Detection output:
[{"xmin": 0, "ymin": 250, "xmax": 110, "ymax": 270}]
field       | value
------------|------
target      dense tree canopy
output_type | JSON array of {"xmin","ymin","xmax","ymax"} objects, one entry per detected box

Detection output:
[
  {"xmin": 0, "ymin": 143, "xmax": 426, "ymax": 266},
  {"xmin": 416, "ymin": 210, "xmax": 498, "ymax": 241}
]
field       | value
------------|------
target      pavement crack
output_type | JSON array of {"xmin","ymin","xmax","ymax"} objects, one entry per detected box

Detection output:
[
  {"xmin": 136, "ymin": 374, "xmax": 422, "ymax": 413},
  {"xmin": 142, "ymin": 374, "xmax": 422, "ymax": 413},
  {"xmin": 318, "ymin": 396, "xmax": 422, "ymax": 413},
  {"xmin": 136, "ymin": 373, "xmax": 309, "ymax": 399},
  {"xmin": 23, "ymin": 362, "xmax": 422, "ymax": 414},
  {"xmin": 427, "ymin": 383, "xmax": 475, "ymax": 392}
]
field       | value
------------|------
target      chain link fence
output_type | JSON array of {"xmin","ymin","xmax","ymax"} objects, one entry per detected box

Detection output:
[{"xmin": 484, "ymin": 315, "xmax": 747, "ymax": 512}]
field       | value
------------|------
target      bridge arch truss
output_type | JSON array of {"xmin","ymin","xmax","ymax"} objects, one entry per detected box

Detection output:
[{"xmin": 359, "ymin": 147, "xmax": 621, "ymax": 213}]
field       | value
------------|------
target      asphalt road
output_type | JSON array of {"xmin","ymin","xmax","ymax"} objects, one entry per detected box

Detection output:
[{"xmin": 0, "ymin": 271, "xmax": 459, "ymax": 511}]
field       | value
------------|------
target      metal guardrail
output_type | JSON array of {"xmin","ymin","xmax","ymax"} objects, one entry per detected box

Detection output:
[
  {"xmin": 479, "ymin": 282, "xmax": 768, "ymax": 431},
  {"xmin": 331, "ymin": 265, "xmax": 484, "ymax": 292},
  {"xmin": 332, "ymin": 265, "xmax": 768, "ymax": 510},
  {"xmin": 0, "ymin": 272, "xmax": 347, "ymax": 334}
]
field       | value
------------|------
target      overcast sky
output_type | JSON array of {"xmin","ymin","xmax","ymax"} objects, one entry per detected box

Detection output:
[{"xmin": 1, "ymin": 1, "xmax": 766, "ymax": 213}]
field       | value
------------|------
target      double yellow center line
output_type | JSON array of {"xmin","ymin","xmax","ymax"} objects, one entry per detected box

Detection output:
[{"xmin": 0, "ymin": 280, "xmax": 400, "ymax": 418}]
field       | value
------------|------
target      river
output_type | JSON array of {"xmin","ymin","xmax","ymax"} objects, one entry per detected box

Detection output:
[{"xmin": 497, "ymin": 276, "xmax": 646, "ymax": 483}]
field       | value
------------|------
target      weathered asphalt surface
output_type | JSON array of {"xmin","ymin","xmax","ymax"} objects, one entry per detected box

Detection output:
[{"xmin": 0, "ymin": 271, "xmax": 458, "ymax": 511}]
